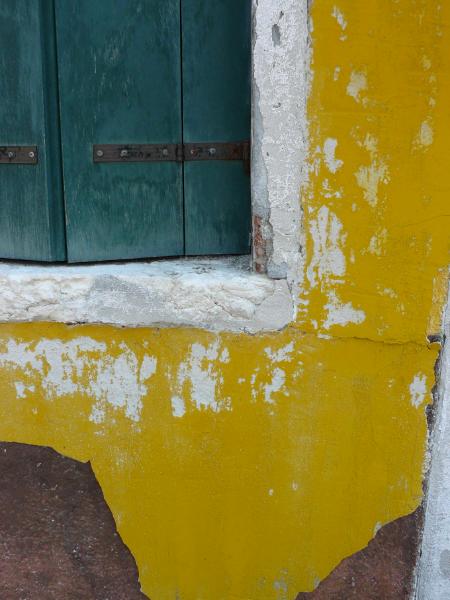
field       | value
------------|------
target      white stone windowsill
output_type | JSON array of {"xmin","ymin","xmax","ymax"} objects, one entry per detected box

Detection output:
[{"xmin": 0, "ymin": 257, "xmax": 294, "ymax": 333}]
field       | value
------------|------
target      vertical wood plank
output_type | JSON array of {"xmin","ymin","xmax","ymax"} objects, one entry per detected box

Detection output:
[
  {"xmin": 0, "ymin": 0, "xmax": 66, "ymax": 261},
  {"xmin": 55, "ymin": 0, "xmax": 183, "ymax": 263},
  {"xmin": 182, "ymin": 0, "xmax": 252, "ymax": 256}
]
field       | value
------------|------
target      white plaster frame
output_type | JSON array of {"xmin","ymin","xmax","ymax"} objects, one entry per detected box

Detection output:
[
  {"xmin": 414, "ymin": 293, "xmax": 450, "ymax": 599},
  {"xmin": 0, "ymin": 0, "xmax": 308, "ymax": 333}
]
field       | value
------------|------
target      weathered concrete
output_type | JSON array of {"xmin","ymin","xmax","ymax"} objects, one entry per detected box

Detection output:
[
  {"xmin": 251, "ymin": 0, "xmax": 308, "ymax": 284},
  {"xmin": 0, "ymin": 257, "xmax": 293, "ymax": 332}
]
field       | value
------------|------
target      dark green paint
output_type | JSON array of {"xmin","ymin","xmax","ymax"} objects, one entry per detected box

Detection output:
[
  {"xmin": 182, "ymin": 0, "xmax": 252, "ymax": 256},
  {"xmin": 54, "ymin": 0, "xmax": 183, "ymax": 262},
  {"xmin": 0, "ymin": 0, "xmax": 66, "ymax": 261},
  {"xmin": 0, "ymin": 1, "xmax": 251, "ymax": 263}
]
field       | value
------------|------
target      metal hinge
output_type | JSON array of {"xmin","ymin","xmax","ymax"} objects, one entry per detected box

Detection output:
[
  {"xmin": 93, "ymin": 141, "xmax": 250, "ymax": 173},
  {"xmin": 0, "ymin": 146, "xmax": 38, "ymax": 165}
]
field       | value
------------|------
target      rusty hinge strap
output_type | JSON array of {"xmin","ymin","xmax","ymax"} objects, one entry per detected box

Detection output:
[
  {"xmin": 93, "ymin": 144, "xmax": 181, "ymax": 163},
  {"xmin": 93, "ymin": 141, "xmax": 250, "ymax": 167},
  {"xmin": 0, "ymin": 146, "xmax": 38, "ymax": 165},
  {"xmin": 183, "ymin": 141, "xmax": 250, "ymax": 162}
]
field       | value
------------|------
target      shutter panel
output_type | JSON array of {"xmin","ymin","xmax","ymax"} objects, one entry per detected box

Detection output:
[
  {"xmin": 182, "ymin": 0, "xmax": 252, "ymax": 256},
  {"xmin": 54, "ymin": 0, "xmax": 184, "ymax": 263},
  {"xmin": 0, "ymin": 0, "xmax": 66, "ymax": 261}
]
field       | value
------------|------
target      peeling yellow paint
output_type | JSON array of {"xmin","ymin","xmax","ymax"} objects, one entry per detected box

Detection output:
[
  {"xmin": 0, "ymin": 0, "xmax": 448, "ymax": 598},
  {"xmin": 0, "ymin": 325, "xmax": 436, "ymax": 598},
  {"xmin": 300, "ymin": 0, "xmax": 450, "ymax": 344}
]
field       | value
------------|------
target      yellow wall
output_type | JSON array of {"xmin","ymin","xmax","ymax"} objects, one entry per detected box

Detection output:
[{"xmin": 0, "ymin": 1, "xmax": 449, "ymax": 598}]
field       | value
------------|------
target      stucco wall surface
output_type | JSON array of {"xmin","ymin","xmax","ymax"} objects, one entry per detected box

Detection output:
[{"xmin": 0, "ymin": 1, "xmax": 449, "ymax": 599}]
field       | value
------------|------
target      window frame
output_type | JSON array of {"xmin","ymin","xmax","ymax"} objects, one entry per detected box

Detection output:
[{"xmin": 0, "ymin": 0, "xmax": 308, "ymax": 333}]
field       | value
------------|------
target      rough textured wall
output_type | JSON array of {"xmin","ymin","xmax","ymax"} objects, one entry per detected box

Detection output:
[{"xmin": 0, "ymin": 1, "xmax": 448, "ymax": 598}]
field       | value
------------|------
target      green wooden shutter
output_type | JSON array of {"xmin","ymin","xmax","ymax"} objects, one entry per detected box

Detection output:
[
  {"xmin": 0, "ymin": 1, "xmax": 251, "ymax": 264},
  {"xmin": 181, "ymin": 0, "xmax": 252, "ymax": 256},
  {"xmin": 54, "ymin": 0, "xmax": 184, "ymax": 263},
  {"xmin": 0, "ymin": 0, "xmax": 66, "ymax": 261}
]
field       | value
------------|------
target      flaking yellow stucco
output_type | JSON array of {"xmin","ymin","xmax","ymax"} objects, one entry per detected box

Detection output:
[{"xmin": 0, "ymin": 1, "xmax": 448, "ymax": 598}]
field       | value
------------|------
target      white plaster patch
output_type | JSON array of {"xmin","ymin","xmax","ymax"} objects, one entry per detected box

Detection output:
[
  {"xmin": 331, "ymin": 6, "xmax": 347, "ymax": 40},
  {"xmin": 380, "ymin": 287, "xmax": 397, "ymax": 299},
  {"xmin": 323, "ymin": 291, "xmax": 366, "ymax": 330},
  {"xmin": 321, "ymin": 178, "xmax": 342, "ymax": 199},
  {"xmin": 422, "ymin": 55, "xmax": 432, "ymax": 70},
  {"xmin": 171, "ymin": 396, "xmax": 186, "ymax": 419},
  {"xmin": 355, "ymin": 160, "xmax": 389, "ymax": 207},
  {"xmin": 219, "ymin": 348, "xmax": 230, "ymax": 363},
  {"xmin": 415, "ymin": 120, "xmax": 434, "ymax": 148},
  {"xmin": 264, "ymin": 367, "xmax": 286, "ymax": 404},
  {"xmin": 347, "ymin": 71, "xmax": 367, "ymax": 103},
  {"xmin": 323, "ymin": 138, "xmax": 344, "ymax": 174},
  {"xmin": 362, "ymin": 133, "xmax": 378, "ymax": 155},
  {"xmin": 0, "ymin": 338, "xmax": 157, "ymax": 423},
  {"xmin": 409, "ymin": 373, "xmax": 428, "ymax": 409},
  {"xmin": 332, "ymin": 6, "xmax": 347, "ymax": 30},
  {"xmin": 353, "ymin": 133, "xmax": 389, "ymax": 208},
  {"xmin": 15, "ymin": 381, "xmax": 35, "ymax": 399},
  {"xmin": 171, "ymin": 340, "xmax": 231, "ymax": 416},
  {"xmin": 265, "ymin": 342, "xmax": 294, "ymax": 363},
  {"xmin": 367, "ymin": 228, "xmax": 387, "ymax": 256},
  {"xmin": 305, "ymin": 204, "xmax": 367, "ymax": 332},
  {"xmin": 307, "ymin": 206, "xmax": 347, "ymax": 288}
]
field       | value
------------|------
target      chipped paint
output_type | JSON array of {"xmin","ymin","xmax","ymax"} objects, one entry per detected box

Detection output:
[
  {"xmin": 323, "ymin": 138, "xmax": 343, "ymax": 174},
  {"xmin": 0, "ymin": 338, "xmax": 158, "ymax": 424},
  {"xmin": 409, "ymin": 374, "xmax": 427, "ymax": 409},
  {"xmin": 264, "ymin": 367, "xmax": 286, "ymax": 404},
  {"xmin": 355, "ymin": 160, "xmax": 389, "ymax": 207},
  {"xmin": 170, "ymin": 340, "xmax": 233, "ymax": 415},
  {"xmin": 323, "ymin": 291, "xmax": 366, "ymax": 330},
  {"xmin": 346, "ymin": 71, "xmax": 367, "ymax": 103},
  {"xmin": 331, "ymin": 6, "xmax": 347, "ymax": 33},
  {"xmin": 415, "ymin": 120, "xmax": 434, "ymax": 148},
  {"xmin": 265, "ymin": 342, "xmax": 294, "ymax": 363},
  {"xmin": 307, "ymin": 206, "xmax": 347, "ymax": 288}
]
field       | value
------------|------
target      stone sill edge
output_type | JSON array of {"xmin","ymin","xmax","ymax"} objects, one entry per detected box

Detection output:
[{"xmin": 0, "ymin": 256, "xmax": 294, "ymax": 334}]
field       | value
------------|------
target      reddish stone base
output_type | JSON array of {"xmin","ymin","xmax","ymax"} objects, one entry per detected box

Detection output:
[
  {"xmin": 296, "ymin": 508, "xmax": 423, "ymax": 600},
  {"xmin": 0, "ymin": 442, "xmax": 147, "ymax": 600}
]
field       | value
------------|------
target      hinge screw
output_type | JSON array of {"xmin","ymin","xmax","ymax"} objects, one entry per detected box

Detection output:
[
  {"xmin": 120, "ymin": 149, "xmax": 129, "ymax": 158},
  {"xmin": 28, "ymin": 151, "xmax": 35, "ymax": 159},
  {"xmin": 96, "ymin": 149, "xmax": 104, "ymax": 158},
  {"xmin": 208, "ymin": 147, "xmax": 216, "ymax": 156}
]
